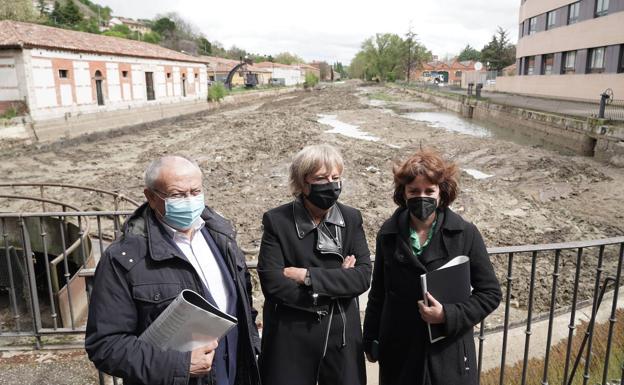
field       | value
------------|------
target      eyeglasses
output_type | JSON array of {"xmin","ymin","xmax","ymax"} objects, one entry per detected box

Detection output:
[{"xmin": 153, "ymin": 188, "xmax": 203, "ymax": 200}]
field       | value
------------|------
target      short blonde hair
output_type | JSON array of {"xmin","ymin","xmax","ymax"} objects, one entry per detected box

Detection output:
[{"xmin": 289, "ymin": 144, "xmax": 344, "ymax": 196}]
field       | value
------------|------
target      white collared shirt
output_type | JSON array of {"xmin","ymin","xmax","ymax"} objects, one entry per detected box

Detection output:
[{"xmin": 159, "ymin": 217, "xmax": 229, "ymax": 312}]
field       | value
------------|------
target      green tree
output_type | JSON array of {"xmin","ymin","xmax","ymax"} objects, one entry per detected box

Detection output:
[
  {"xmin": 152, "ymin": 17, "xmax": 176, "ymax": 38},
  {"xmin": 61, "ymin": 0, "xmax": 82, "ymax": 26},
  {"xmin": 402, "ymin": 28, "xmax": 431, "ymax": 82},
  {"xmin": 142, "ymin": 31, "xmax": 161, "ymax": 44},
  {"xmin": 457, "ymin": 44, "xmax": 481, "ymax": 62},
  {"xmin": 361, "ymin": 33, "xmax": 405, "ymax": 82},
  {"xmin": 347, "ymin": 51, "xmax": 368, "ymax": 79},
  {"xmin": 1, "ymin": 0, "xmax": 40, "ymax": 22},
  {"xmin": 273, "ymin": 52, "xmax": 304, "ymax": 65},
  {"xmin": 480, "ymin": 27, "xmax": 516, "ymax": 72},
  {"xmin": 197, "ymin": 36, "xmax": 212, "ymax": 55}
]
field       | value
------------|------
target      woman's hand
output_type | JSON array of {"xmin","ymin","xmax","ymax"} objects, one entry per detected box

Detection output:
[
  {"xmin": 342, "ymin": 255, "xmax": 356, "ymax": 269},
  {"xmin": 283, "ymin": 267, "xmax": 307, "ymax": 284},
  {"xmin": 417, "ymin": 292, "xmax": 445, "ymax": 324}
]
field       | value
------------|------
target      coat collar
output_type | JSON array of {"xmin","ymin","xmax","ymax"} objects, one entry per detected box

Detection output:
[
  {"xmin": 379, "ymin": 206, "xmax": 466, "ymax": 271},
  {"xmin": 293, "ymin": 197, "xmax": 345, "ymax": 239}
]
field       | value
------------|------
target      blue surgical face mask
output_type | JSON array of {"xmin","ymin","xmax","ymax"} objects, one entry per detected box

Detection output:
[{"xmin": 160, "ymin": 193, "xmax": 205, "ymax": 230}]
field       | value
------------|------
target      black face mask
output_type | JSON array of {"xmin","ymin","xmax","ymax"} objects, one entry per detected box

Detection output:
[
  {"xmin": 407, "ymin": 197, "xmax": 437, "ymax": 221},
  {"xmin": 306, "ymin": 181, "xmax": 341, "ymax": 210}
]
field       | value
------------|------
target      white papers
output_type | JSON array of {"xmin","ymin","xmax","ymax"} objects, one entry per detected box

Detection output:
[{"xmin": 139, "ymin": 289, "xmax": 237, "ymax": 352}]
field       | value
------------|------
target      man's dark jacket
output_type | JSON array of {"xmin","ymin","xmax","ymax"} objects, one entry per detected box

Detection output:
[
  {"xmin": 362, "ymin": 207, "xmax": 501, "ymax": 385},
  {"xmin": 85, "ymin": 203, "xmax": 261, "ymax": 385}
]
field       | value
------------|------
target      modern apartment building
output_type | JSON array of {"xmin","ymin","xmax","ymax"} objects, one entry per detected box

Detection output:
[{"xmin": 495, "ymin": 0, "xmax": 624, "ymax": 101}]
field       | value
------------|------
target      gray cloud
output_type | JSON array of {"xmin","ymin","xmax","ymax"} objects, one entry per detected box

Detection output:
[{"xmin": 97, "ymin": 0, "xmax": 519, "ymax": 64}]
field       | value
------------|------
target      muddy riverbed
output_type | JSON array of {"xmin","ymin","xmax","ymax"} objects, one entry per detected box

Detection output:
[{"xmin": 1, "ymin": 80, "xmax": 623, "ymax": 316}]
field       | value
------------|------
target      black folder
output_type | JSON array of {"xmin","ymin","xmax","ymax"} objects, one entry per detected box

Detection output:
[{"xmin": 420, "ymin": 255, "xmax": 471, "ymax": 343}]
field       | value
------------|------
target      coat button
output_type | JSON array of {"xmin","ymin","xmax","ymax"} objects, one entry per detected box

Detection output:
[
  {"xmin": 121, "ymin": 251, "xmax": 126, "ymax": 256},
  {"xmin": 129, "ymin": 258, "xmax": 134, "ymax": 263},
  {"xmin": 319, "ymin": 244, "xmax": 323, "ymax": 249},
  {"xmin": 154, "ymin": 293, "xmax": 161, "ymax": 301}
]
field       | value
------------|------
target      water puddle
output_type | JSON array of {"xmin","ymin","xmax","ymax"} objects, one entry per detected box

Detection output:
[
  {"xmin": 463, "ymin": 168, "xmax": 493, "ymax": 180},
  {"xmin": 402, "ymin": 112, "xmax": 491, "ymax": 138},
  {"xmin": 317, "ymin": 114, "xmax": 379, "ymax": 142}
]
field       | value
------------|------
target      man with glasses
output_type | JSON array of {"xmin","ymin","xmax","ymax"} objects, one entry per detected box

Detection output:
[{"xmin": 86, "ymin": 155, "xmax": 261, "ymax": 385}]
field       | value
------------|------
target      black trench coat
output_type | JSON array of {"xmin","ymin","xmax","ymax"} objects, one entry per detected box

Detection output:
[
  {"xmin": 363, "ymin": 207, "xmax": 502, "ymax": 385},
  {"xmin": 257, "ymin": 199, "xmax": 372, "ymax": 385}
]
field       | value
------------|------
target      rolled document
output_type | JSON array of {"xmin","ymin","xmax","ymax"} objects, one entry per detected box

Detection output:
[{"xmin": 139, "ymin": 289, "xmax": 237, "ymax": 352}]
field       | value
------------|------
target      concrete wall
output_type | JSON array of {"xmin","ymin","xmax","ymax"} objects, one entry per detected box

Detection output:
[
  {"xmin": 494, "ymin": 73, "xmax": 624, "ymax": 102},
  {"xmin": 19, "ymin": 48, "xmax": 207, "ymax": 120},
  {"xmin": 0, "ymin": 86, "xmax": 298, "ymax": 146}
]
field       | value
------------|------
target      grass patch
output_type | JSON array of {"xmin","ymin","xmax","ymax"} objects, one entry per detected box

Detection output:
[
  {"xmin": 481, "ymin": 308, "xmax": 624, "ymax": 385},
  {"xmin": 367, "ymin": 92, "xmax": 396, "ymax": 101}
]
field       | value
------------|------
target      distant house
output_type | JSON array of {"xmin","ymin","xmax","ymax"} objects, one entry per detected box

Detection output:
[
  {"xmin": 298, "ymin": 63, "xmax": 321, "ymax": 80},
  {"xmin": 200, "ymin": 56, "xmax": 272, "ymax": 86},
  {"xmin": 412, "ymin": 59, "xmax": 481, "ymax": 86},
  {"xmin": 108, "ymin": 17, "xmax": 151, "ymax": 35},
  {"xmin": 0, "ymin": 20, "xmax": 207, "ymax": 120},
  {"xmin": 255, "ymin": 62, "xmax": 303, "ymax": 86}
]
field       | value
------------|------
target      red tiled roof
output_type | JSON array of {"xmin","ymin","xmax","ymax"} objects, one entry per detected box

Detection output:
[{"xmin": 0, "ymin": 20, "xmax": 205, "ymax": 63}]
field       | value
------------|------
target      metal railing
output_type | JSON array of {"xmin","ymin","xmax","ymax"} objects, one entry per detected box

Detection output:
[
  {"xmin": 601, "ymin": 99, "xmax": 624, "ymax": 121},
  {"xmin": 0, "ymin": 208, "xmax": 622, "ymax": 385}
]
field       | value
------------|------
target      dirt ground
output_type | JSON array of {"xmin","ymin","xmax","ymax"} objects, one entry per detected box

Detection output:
[{"xmin": 1, "ymin": 80, "xmax": 623, "ymax": 316}]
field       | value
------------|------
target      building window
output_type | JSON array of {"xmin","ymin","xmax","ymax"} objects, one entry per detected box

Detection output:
[
  {"xmin": 595, "ymin": 0, "xmax": 609, "ymax": 16},
  {"xmin": 121, "ymin": 70, "xmax": 129, "ymax": 78},
  {"xmin": 195, "ymin": 72, "xmax": 199, "ymax": 79},
  {"xmin": 562, "ymin": 51, "xmax": 577, "ymax": 74},
  {"xmin": 526, "ymin": 56, "xmax": 536, "ymax": 75},
  {"xmin": 568, "ymin": 2, "xmax": 580, "ymax": 24},
  {"xmin": 519, "ymin": 21, "xmax": 524, "ymax": 37},
  {"xmin": 58, "ymin": 69, "xmax": 69, "ymax": 78},
  {"xmin": 546, "ymin": 11, "xmax": 557, "ymax": 30},
  {"xmin": 528, "ymin": 17, "xmax": 537, "ymax": 35},
  {"xmin": 454, "ymin": 71, "xmax": 462, "ymax": 78},
  {"xmin": 166, "ymin": 72, "xmax": 171, "ymax": 78},
  {"xmin": 619, "ymin": 45, "xmax": 624, "ymax": 73},
  {"xmin": 588, "ymin": 47, "xmax": 606, "ymax": 73},
  {"xmin": 542, "ymin": 54, "xmax": 554, "ymax": 75}
]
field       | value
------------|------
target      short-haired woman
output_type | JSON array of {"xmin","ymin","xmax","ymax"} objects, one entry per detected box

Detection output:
[
  {"xmin": 363, "ymin": 149, "xmax": 501, "ymax": 385},
  {"xmin": 258, "ymin": 144, "xmax": 371, "ymax": 385}
]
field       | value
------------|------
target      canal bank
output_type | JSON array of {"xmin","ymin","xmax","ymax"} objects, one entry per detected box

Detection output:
[{"xmin": 390, "ymin": 84, "xmax": 624, "ymax": 166}]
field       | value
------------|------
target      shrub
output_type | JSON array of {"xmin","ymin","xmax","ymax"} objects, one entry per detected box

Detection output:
[
  {"xmin": 208, "ymin": 82, "xmax": 228, "ymax": 102},
  {"xmin": 304, "ymin": 73, "xmax": 319, "ymax": 89},
  {"xmin": 0, "ymin": 107, "xmax": 17, "ymax": 120}
]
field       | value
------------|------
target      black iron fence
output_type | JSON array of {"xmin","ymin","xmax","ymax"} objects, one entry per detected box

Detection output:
[{"xmin": 0, "ymin": 208, "xmax": 622, "ymax": 385}]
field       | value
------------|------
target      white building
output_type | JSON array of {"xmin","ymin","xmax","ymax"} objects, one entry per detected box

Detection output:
[
  {"xmin": 256, "ymin": 62, "xmax": 303, "ymax": 86},
  {"xmin": 0, "ymin": 20, "xmax": 207, "ymax": 121}
]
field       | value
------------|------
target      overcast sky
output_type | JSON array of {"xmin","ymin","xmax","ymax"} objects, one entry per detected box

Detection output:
[{"xmin": 97, "ymin": 0, "xmax": 520, "ymax": 64}]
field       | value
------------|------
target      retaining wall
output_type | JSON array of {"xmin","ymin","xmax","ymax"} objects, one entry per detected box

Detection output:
[{"xmin": 397, "ymin": 87, "xmax": 624, "ymax": 164}]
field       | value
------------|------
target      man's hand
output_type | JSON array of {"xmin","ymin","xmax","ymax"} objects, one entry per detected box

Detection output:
[
  {"xmin": 365, "ymin": 352, "xmax": 377, "ymax": 363},
  {"xmin": 189, "ymin": 340, "xmax": 218, "ymax": 377},
  {"xmin": 283, "ymin": 267, "xmax": 307, "ymax": 284},
  {"xmin": 417, "ymin": 292, "xmax": 445, "ymax": 324},
  {"xmin": 342, "ymin": 255, "xmax": 356, "ymax": 269}
]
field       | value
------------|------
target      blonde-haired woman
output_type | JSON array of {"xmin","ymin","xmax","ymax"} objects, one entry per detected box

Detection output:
[{"xmin": 258, "ymin": 144, "xmax": 371, "ymax": 385}]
